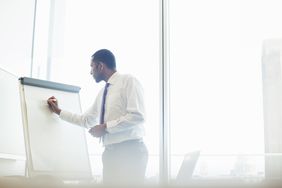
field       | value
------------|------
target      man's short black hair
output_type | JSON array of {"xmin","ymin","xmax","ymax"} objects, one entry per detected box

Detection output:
[{"xmin": 92, "ymin": 49, "xmax": 116, "ymax": 69}]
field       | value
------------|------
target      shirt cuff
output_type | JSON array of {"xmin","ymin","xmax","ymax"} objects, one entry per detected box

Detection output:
[
  {"xmin": 106, "ymin": 120, "xmax": 119, "ymax": 133},
  {"xmin": 59, "ymin": 110, "xmax": 71, "ymax": 121}
]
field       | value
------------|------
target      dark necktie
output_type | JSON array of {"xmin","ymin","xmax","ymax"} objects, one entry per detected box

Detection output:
[
  {"xmin": 99, "ymin": 83, "xmax": 110, "ymax": 142},
  {"xmin": 100, "ymin": 83, "xmax": 110, "ymax": 124}
]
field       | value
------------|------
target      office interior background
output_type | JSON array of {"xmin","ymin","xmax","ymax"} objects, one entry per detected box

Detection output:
[{"xmin": 1, "ymin": 0, "xmax": 282, "ymax": 184}]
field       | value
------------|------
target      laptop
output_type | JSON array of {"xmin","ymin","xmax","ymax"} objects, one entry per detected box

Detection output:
[{"xmin": 176, "ymin": 151, "xmax": 200, "ymax": 184}]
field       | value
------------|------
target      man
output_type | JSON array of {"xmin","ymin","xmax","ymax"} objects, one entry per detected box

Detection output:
[{"xmin": 47, "ymin": 49, "xmax": 148, "ymax": 184}]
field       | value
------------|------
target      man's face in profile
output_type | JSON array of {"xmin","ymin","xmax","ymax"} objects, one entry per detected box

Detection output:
[{"xmin": 90, "ymin": 60, "xmax": 103, "ymax": 83}]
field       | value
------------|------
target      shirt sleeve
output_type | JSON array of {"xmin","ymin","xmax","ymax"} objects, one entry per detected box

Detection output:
[
  {"xmin": 106, "ymin": 77, "xmax": 145, "ymax": 134},
  {"xmin": 59, "ymin": 97, "xmax": 100, "ymax": 129}
]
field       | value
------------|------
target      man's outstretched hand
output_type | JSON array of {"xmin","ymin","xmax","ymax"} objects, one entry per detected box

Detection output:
[{"xmin": 47, "ymin": 96, "xmax": 61, "ymax": 115}]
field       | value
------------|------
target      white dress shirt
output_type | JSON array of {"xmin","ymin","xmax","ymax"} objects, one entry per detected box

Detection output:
[{"xmin": 59, "ymin": 72, "xmax": 146, "ymax": 146}]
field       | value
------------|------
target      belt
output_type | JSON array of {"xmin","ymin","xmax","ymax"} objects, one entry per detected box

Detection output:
[{"xmin": 105, "ymin": 139, "xmax": 143, "ymax": 149}]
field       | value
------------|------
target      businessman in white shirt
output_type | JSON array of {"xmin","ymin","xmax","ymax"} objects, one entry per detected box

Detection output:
[{"xmin": 47, "ymin": 49, "xmax": 148, "ymax": 184}]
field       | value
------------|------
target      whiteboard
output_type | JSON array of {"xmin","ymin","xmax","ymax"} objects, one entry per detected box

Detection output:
[
  {"xmin": 19, "ymin": 77, "xmax": 92, "ymax": 180},
  {"xmin": 0, "ymin": 68, "xmax": 25, "ymax": 159}
]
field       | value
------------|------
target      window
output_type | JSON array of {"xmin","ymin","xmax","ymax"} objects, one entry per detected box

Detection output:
[
  {"xmin": 0, "ymin": 0, "xmax": 35, "ymax": 76},
  {"xmin": 48, "ymin": 0, "xmax": 160, "ymax": 182},
  {"xmin": 170, "ymin": 0, "xmax": 267, "ymax": 180}
]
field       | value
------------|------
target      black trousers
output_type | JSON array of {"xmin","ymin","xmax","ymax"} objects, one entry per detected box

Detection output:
[{"xmin": 102, "ymin": 139, "xmax": 148, "ymax": 185}]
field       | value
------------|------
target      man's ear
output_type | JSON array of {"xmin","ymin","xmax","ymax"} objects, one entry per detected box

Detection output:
[{"xmin": 97, "ymin": 62, "xmax": 103, "ymax": 70}]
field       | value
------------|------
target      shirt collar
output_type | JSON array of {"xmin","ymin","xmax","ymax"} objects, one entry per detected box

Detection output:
[{"xmin": 107, "ymin": 71, "xmax": 119, "ymax": 85}]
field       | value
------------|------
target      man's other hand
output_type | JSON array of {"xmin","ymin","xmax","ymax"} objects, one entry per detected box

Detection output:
[{"xmin": 88, "ymin": 124, "xmax": 107, "ymax": 138}]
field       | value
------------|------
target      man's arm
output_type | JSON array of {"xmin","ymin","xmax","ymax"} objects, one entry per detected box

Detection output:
[{"xmin": 47, "ymin": 96, "xmax": 99, "ymax": 129}]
